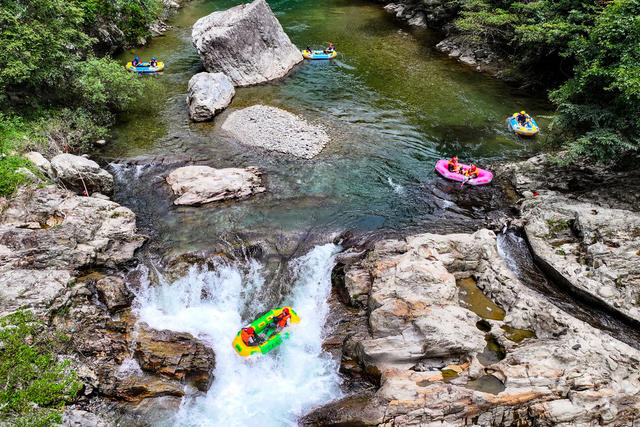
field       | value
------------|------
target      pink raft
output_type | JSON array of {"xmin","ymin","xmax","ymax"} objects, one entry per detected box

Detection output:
[{"xmin": 435, "ymin": 160, "xmax": 493, "ymax": 186}]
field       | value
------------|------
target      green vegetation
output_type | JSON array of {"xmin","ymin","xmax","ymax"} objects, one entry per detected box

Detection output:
[
  {"xmin": 0, "ymin": 310, "xmax": 82, "ymax": 426},
  {"xmin": 0, "ymin": 0, "xmax": 162, "ymax": 196},
  {"xmin": 435, "ymin": 0, "xmax": 640, "ymax": 163}
]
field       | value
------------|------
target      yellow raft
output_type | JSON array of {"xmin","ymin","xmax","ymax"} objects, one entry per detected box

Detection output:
[
  {"xmin": 125, "ymin": 61, "xmax": 165, "ymax": 73},
  {"xmin": 232, "ymin": 307, "xmax": 300, "ymax": 357}
]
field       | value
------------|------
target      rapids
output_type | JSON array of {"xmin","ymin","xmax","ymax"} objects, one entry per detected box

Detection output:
[{"xmin": 132, "ymin": 244, "xmax": 343, "ymax": 426}]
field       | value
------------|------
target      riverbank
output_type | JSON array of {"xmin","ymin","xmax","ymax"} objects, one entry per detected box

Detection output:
[{"xmin": 300, "ymin": 155, "xmax": 640, "ymax": 426}]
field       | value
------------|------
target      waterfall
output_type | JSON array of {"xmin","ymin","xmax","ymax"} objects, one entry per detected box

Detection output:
[{"xmin": 132, "ymin": 244, "xmax": 343, "ymax": 426}]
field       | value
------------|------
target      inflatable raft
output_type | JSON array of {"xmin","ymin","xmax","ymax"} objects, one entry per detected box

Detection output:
[
  {"xmin": 302, "ymin": 49, "xmax": 337, "ymax": 60},
  {"xmin": 435, "ymin": 160, "xmax": 493, "ymax": 186},
  {"xmin": 232, "ymin": 307, "xmax": 300, "ymax": 357},
  {"xmin": 125, "ymin": 61, "xmax": 165, "ymax": 73},
  {"xmin": 508, "ymin": 113, "xmax": 539, "ymax": 136}
]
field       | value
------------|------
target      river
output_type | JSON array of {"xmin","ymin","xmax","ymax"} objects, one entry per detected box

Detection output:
[{"xmin": 102, "ymin": 0, "xmax": 555, "ymax": 424}]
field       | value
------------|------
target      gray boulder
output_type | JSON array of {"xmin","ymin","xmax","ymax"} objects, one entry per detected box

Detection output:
[
  {"xmin": 24, "ymin": 151, "xmax": 54, "ymax": 178},
  {"xmin": 187, "ymin": 72, "xmax": 235, "ymax": 121},
  {"xmin": 191, "ymin": 0, "xmax": 303, "ymax": 86},
  {"xmin": 221, "ymin": 105, "xmax": 330, "ymax": 159},
  {"xmin": 166, "ymin": 165, "xmax": 265, "ymax": 205},
  {"xmin": 51, "ymin": 153, "xmax": 114, "ymax": 195}
]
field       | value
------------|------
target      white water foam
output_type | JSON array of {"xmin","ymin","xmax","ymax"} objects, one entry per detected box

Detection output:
[
  {"xmin": 133, "ymin": 244, "xmax": 343, "ymax": 426},
  {"xmin": 387, "ymin": 176, "xmax": 405, "ymax": 195}
]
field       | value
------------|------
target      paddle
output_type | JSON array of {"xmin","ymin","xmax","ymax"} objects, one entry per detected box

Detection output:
[{"xmin": 460, "ymin": 169, "xmax": 469, "ymax": 188}]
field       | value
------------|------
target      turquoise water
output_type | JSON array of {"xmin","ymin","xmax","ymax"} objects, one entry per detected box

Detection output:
[{"xmin": 105, "ymin": 0, "xmax": 553, "ymax": 255}]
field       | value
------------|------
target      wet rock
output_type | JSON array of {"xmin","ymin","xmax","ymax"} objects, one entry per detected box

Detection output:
[
  {"xmin": 24, "ymin": 151, "xmax": 54, "ymax": 178},
  {"xmin": 221, "ymin": 105, "xmax": 330, "ymax": 159},
  {"xmin": 51, "ymin": 153, "xmax": 114, "ymax": 195},
  {"xmin": 187, "ymin": 72, "xmax": 235, "ymax": 121},
  {"xmin": 192, "ymin": 0, "xmax": 302, "ymax": 86},
  {"xmin": 134, "ymin": 324, "xmax": 215, "ymax": 391},
  {"xmin": 95, "ymin": 276, "xmax": 134, "ymax": 313},
  {"xmin": 113, "ymin": 377, "xmax": 185, "ymax": 402},
  {"xmin": 166, "ymin": 165, "xmax": 265, "ymax": 205}
]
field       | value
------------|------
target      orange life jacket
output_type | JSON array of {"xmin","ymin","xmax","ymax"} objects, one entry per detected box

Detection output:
[
  {"xmin": 468, "ymin": 166, "xmax": 479, "ymax": 177},
  {"xmin": 274, "ymin": 312, "xmax": 291, "ymax": 328},
  {"xmin": 240, "ymin": 329, "xmax": 254, "ymax": 345}
]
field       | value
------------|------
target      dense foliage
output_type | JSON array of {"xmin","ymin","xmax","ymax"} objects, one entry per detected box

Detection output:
[
  {"xmin": 432, "ymin": 0, "xmax": 640, "ymax": 162},
  {"xmin": 0, "ymin": 0, "xmax": 161, "ymax": 194},
  {"xmin": 0, "ymin": 311, "xmax": 82, "ymax": 425}
]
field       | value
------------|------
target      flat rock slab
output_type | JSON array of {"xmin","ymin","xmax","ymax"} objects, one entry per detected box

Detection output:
[
  {"xmin": 166, "ymin": 165, "xmax": 265, "ymax": 206},
  {"xmin": 221, "ymin": 105, "xmax": 330, "ymax": 159},
  {"xmin": 187, "ymin": 72, "xmax": 235, "ymax": 122},
  {"xmin": 192, "ymin": 0, "xmax": 302, "ymax": 86}
]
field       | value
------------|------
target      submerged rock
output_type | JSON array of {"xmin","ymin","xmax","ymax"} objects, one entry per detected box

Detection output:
[
  {"xmin": 221, "ymin": 105, "xmax": 330, "ymax": 159},
  {"xmin": 166, "ymin": 165, "xmax": 265, "ymax": 205},
  {"xmin": 187, "ymin": 72, "xmax": 235, "ymax": 122},
  {"xmin": 51, "ymin": 153, "xmax": 114, "ymax": 195},
  {"xmin": 191, "ymin": 0, "xmax": 302, "ymax": 86}
]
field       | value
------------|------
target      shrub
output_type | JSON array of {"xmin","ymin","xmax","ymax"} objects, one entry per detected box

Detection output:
[{"xmin": 0, "ymin": 311, "xmax": 82, "ymax": 425}]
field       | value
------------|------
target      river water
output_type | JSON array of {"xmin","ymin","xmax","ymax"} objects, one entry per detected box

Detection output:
[{"xmin": 103, "ymin": 0, "xmax": 556, "ymax": 424}]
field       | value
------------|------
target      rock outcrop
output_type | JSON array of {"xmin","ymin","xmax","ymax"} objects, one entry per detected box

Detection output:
[
  {"xmin": 191, "ymin": 0, "xmax": 303, "ymax": 86},
  {"xmin": 187, "ymin": 72, "xmax": 235, "ymax": 122},
  {"xmin": 51, "ymin": 153, "xmax": 114, "ymax": 195},
  {"xmin": 302, "ymin": 230, "xmax": 640, "ymax": 425},
  {"xmin": 166, "ymin": 165, "xmax": 265, "ymax": 205},
  {"xmin": 221, "ymin": 105, "xmax": 330, "ymax": 159},
  {"xmin": 134, "ymin": 324, "xmax": 215, "ymax": 391},
  {"xmin": 502, "ymin": 154, "xmax": 640, "ymax": 324}
]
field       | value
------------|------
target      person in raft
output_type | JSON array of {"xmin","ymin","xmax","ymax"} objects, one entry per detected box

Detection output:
[
  {"xmin": 448, "ymin": 156, "xmax": 460, "ymax": 173},
  {"xmin": 465, "ymin": 164, "xmax": 479, "ymax": 179},
  {"xmin": 516, "ymin": 111, "xmax": 530, "ymax": 126},
  {"xmin": 324, "ymin": 43, "xmax": 335, "ymax": 54},
  {"xmin": 240, "ymin": 326, "xmax": 263, "ymax": 347},
  {"xmin": 150, "ymin": 57, "xmax": 158, "ymax": 67},
  {"xmin": 306, "ymin": 45, "xmax": 312, "ymax": 53},
  {"xmin": 265, "ymin": 308, "xmax": 292, "ymax": 336},
  {"xmin": 132, "ymin": 57, "xmax": 141, "ymax": 67}
]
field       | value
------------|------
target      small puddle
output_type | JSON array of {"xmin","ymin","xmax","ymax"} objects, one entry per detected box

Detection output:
[
  {"xmin": 477, "ymin": 335, "xmax": 506, "ymax": 366},
  {"xmin": 466, "ymin": 374, "xmax": 505, "ymax": 395},
  {"xmin": 457, "ymin": 278, "xmax": 505, "ymax": 321},
  {"xmin": 440, "ymin": 368, "xmax": 459, "ymax": 383},
  {"xmin": 501, "ymin": 325, "xmax": 536, "ymax": 343}
]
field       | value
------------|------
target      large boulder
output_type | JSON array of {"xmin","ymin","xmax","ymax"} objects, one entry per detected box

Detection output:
[
  {"xmin": 221, "ymin": 105, "xmax": 330, "ymax": 159},
  {"xmin": 191, "ymin": 0, "xmax": 303, "ymax": 86},
  {"xmin": 166, "ymin": 165, "xmax": 265, "ymax": 205},
  {"xmin": 134, "ymin": 325, "xmax": 215, "ymax": 391},
  {"xmin": 51, "ymin": 153, "xmax": 114, "ymax": 195},
  {"xmin": 0, "ymin": 185, "xmax": 145, "ymax": 272},
  {"xmin": 187, "ymin": 72, "xmax": 235, "ymax": 122}
]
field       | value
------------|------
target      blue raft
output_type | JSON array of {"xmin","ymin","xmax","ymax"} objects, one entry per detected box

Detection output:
[
  {"xmin": 125, "ymin": 61, "xmax": 165, "ymax": 73},
  {"xmin": 301, "ymin": 49, "xmax": 337, "ymax": 60}
]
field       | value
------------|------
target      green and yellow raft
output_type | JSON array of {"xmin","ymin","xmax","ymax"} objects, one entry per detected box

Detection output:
[{"xmin": 232, "ymin": 307, "xmax": 300, "ymax": 357}]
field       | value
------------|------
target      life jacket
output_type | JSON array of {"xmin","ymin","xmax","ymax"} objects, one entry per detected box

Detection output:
[
  {"xmin": 240, "ymin": 328, "xmax": 254, "ymax": 345},
  {"xmin": 274, "ymin": 312, "xmax": 291, "ymax": 328},
  {"xmin": 468, "ymin": 166, "xmax": 479, "ymax": 177}
]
